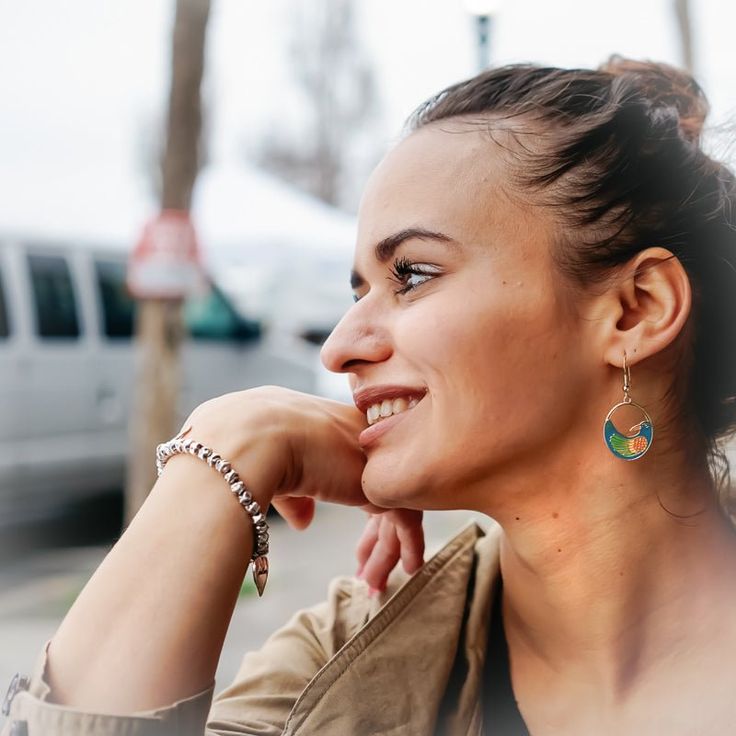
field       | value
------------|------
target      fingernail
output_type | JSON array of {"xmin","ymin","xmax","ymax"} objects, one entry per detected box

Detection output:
[
  {"xmin": 368, "ymin": 587, "xmax": 380, "ymax": 598},
  {"xmin": 355, "ymin": 564, "xmax": 365, "ymax": 579}
]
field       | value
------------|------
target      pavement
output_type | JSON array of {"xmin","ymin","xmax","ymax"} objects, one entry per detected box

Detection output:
[{"xmin": 0, "ymin": 503, "xmax": 486, "ymax": 699}]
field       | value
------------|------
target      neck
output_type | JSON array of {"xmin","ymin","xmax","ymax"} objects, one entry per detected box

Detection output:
[{"xmin": 480, "ymin": 445, "xmax": 736, "ymax": 698}]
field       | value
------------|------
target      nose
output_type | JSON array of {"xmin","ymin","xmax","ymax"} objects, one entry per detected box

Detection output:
[{"xmin": 320, "ymin": 300, "xmax": 392, "ymax": 374}]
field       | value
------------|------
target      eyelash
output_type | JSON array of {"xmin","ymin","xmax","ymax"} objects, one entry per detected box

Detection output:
[
  {"xmin": 388, "ymin": 256, "xmax": 439, "ymax": 295},
  {"xmin": 352, "ymin": 257, "xmax": 441, "ymax": 302}
]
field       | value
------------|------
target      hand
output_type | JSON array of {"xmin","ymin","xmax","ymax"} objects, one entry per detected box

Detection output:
[
  {"xmin": 182, "ymin": 386, "xmax": 368, "ymax": 515},
  {"xmin": 354, "ymin": 510, "xmax": 425, "ymax": 593},
  {"xmin": 183, "ymin": 386, "xmax": 425, "ymax": 587}
]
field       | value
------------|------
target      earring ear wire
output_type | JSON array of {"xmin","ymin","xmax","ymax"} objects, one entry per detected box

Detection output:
[
  {"xmin": 603, "ymin": 351, "xmax": 654, "ymax": 461},
  {"xmin": 622, "ymin": 350, "xmax": 631, "ymax": 403}
]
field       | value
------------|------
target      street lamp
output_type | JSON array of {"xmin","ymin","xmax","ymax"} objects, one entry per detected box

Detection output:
[{"xmin": 464, "ymin": 0, "xmax": 499, "ymax": 73}]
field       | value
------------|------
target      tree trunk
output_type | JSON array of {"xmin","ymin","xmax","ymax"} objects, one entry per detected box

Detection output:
[
  {"xmin": 125, "ymin": 0, "xmax": 211, "ymax": 525},
  {"xmin": 674, "ymin": 0, "xmax": 695, "ymax": 74}
]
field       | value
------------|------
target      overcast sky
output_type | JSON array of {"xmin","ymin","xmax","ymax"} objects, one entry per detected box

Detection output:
[{"xmin": 1, "ymin": 0, "xmax": 734, "ymax": 198}]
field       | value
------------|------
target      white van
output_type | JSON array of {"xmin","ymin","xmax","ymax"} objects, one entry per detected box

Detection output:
[{"xmin": 0, "ymin": 234, "xmax": 319, "ymax": 526}]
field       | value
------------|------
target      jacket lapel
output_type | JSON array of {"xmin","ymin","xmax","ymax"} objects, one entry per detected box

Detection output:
[
  {"xmin": 282, "ymin": 523, "xmax": 502, "ymax": 736},
  {"xmin": 437, "ymin": 525, "xmax": 502, "ymax": 735}
]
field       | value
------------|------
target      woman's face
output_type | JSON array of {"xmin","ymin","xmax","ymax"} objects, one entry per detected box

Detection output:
[{"xmin": 321, "ymin": 123, "xmax": 595, "ymax": 513}]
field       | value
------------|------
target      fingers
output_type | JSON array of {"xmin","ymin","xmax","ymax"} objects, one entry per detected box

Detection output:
[
  {"xmin": 358, "ymin": 515, "xmax": 401, "ymax": 593},
  {"xmin": 271, "ymin": 497, "xmax": 316, "ymax": 531},
  {"xmin": 395, "ymin": 510, "xmax": 425, "ymax": 574},
  {"xmin": 355, "ymin": 515, "xmax": 380, "ymax": 576},
  {"xmin": 356, "ymin": 511, "xmax": 425, "ymax": 594}
]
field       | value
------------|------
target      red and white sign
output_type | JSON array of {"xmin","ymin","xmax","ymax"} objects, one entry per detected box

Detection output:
[{"xmin": 127, "ymin": 209, "xmax": 206, "ymax": 299}]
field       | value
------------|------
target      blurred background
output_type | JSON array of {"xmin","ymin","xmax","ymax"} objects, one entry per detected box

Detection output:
[{"xmin": 1, "ymin": 0, "xmax": 735, "ymax": 700}]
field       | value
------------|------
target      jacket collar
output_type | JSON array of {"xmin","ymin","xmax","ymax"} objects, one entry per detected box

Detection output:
[{"xmin": 283, "ymin": 521, "xmax": 503, "ymax": 736}]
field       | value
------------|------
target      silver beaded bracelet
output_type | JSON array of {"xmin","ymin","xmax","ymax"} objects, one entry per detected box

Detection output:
[{"xmin": 156, "ymin": 428, "xmax": 270, "ymax": 596}]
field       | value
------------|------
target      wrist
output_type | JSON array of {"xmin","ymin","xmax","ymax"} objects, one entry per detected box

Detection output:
[
  {"xmin": 156, "ymin": 430, "xmax": 271, "ymax": 595},
  {"xmin": 175, "ymin": 406, "xmax": 292, "ymax": 510}
]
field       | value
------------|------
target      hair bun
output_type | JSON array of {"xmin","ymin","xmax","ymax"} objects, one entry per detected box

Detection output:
[{"xmin": 599, "ymin": 56, "xmax": 709, "ymax": 143}]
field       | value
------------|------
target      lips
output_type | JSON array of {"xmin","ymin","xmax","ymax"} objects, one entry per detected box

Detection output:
[{"xmin": 353, "ymin": 385, "xmax": 427, "ymax": 415}]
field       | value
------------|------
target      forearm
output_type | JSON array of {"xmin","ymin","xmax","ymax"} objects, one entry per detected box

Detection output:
[
  {"xmin": 46, "ymin": 452, "xmax": 267, "ymax": 714},
  {"xmin": 36, "ymin": 386, "xmax": 368, "ymax": 718}
]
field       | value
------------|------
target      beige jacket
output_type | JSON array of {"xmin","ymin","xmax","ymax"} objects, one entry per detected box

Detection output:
[{"xmin": 2, "ymin": 522, "xmax": 504, "ymax": 735}]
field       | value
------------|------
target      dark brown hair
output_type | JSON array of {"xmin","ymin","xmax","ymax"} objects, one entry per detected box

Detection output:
[{"xmin": 408, "ymin": 58, "xmax": 736, "ymax": 491}]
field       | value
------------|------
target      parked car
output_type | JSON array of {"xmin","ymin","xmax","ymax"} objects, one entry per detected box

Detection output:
[{"xmin": 0, "ymin": 235, "xmax": 318, "ymax": 525}]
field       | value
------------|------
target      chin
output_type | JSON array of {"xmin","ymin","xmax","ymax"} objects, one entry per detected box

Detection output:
[
  {"xmin": 361, "ymin": 461, "xmax": 437, "ymax": 511},
  {"xmin": 362, "ymin": 446, "xmax": 494, "ymax": 512},
  {"xmin": 362, "ymin": 465, "xmax": 411, "ymax": 509}
]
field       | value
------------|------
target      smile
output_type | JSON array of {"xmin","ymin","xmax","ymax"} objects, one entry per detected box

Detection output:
[{"xmin": 366, "ymin": 396, "xmax": 420, "ymax": 426}]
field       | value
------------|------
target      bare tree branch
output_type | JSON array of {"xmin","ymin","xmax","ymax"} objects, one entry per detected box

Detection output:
[{"xmin": 253, "ymin": 0, "xmax": 381, "ymax": 211}]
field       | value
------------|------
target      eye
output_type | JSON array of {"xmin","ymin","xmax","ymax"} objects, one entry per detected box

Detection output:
[{"xmin": 389, "ymin": 256, "xmax": 441, "ymax": 295}]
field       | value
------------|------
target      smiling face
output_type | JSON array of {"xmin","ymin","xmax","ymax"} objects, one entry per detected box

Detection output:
[{"xmin": 320, "ymin": 123, "xmax": 598, "ymax": 513}]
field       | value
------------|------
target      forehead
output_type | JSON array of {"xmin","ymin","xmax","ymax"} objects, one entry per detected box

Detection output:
[{"xmin": 356, "ymin": 122, "xmax": 544, "ymax": 261}]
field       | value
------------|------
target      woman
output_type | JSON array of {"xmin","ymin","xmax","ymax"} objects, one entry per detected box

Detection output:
[{"xmin": 4, "ymin": 58, "xmax": 736, "ymax": 735}]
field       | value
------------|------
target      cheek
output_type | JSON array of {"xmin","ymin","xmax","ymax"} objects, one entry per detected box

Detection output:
[
  {"xmin": 361, "ymin": 289, "xmax": 579, "ymax": 506},
  {"xmin": 422, "ymin": 286, "xmax": 559, "ymax": 402},
  {"xmin": 452, "ymin": 288, "xmax": 574, "ymax": 419},
  {"xmin": 431, "ymin": 309, "xmax": 554, "ymax": 448}
]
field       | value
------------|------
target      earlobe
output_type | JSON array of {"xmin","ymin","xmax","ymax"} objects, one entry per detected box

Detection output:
[{"xmin": 603, "ymin": 247, "xmax": 692, "ymax": 366}]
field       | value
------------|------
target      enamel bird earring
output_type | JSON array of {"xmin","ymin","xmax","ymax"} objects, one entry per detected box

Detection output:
[{"xmin": 603, "ymin": 352, "xmax": 654, "ymax": 460}]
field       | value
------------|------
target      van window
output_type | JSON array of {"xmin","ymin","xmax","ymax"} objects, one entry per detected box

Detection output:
[
  {"xmin": 95, "ymin": 259, "xmax": 136, "ymax": 338},
  {"xmin": 0, "ymin": 266, "xmax": 9, "ymax": 338},
  {"xmin": 28, "ymin": 254, "xmax": 80, "ymax": 338}
]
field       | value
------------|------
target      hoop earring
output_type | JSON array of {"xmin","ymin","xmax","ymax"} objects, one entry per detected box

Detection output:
[{"xmin": 603, "ymin": 352, "xmax": 653, "ymax": 461}]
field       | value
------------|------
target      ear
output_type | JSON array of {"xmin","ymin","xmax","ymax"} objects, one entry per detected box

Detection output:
[{"xmin": 598, "ymin": 247, "xmax": 692, "ymax": 368}]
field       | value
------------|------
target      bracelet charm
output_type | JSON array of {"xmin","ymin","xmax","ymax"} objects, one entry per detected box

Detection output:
[{"xmin": 156, "ymin": 430, "xmax": 270, "ymax": 596}]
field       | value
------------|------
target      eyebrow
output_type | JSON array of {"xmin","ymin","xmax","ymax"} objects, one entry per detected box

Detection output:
[{"xmin": 350, "ymin": 227, "xmax": 456, "ymax": 289}]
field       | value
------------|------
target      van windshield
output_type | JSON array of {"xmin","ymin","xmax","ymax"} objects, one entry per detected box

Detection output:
[{"xmin": 184, "ymin": 285, "xmax": 248, "ymax": 340}]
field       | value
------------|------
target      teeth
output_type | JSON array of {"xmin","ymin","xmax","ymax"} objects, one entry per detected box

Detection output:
[
  {"xmin": 366, "ymin": 395, "xmax": 421, "ymax": 425},
  {"xmin": 392, "ymin": 397, "xmax": 408, "ymax": 414}
]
